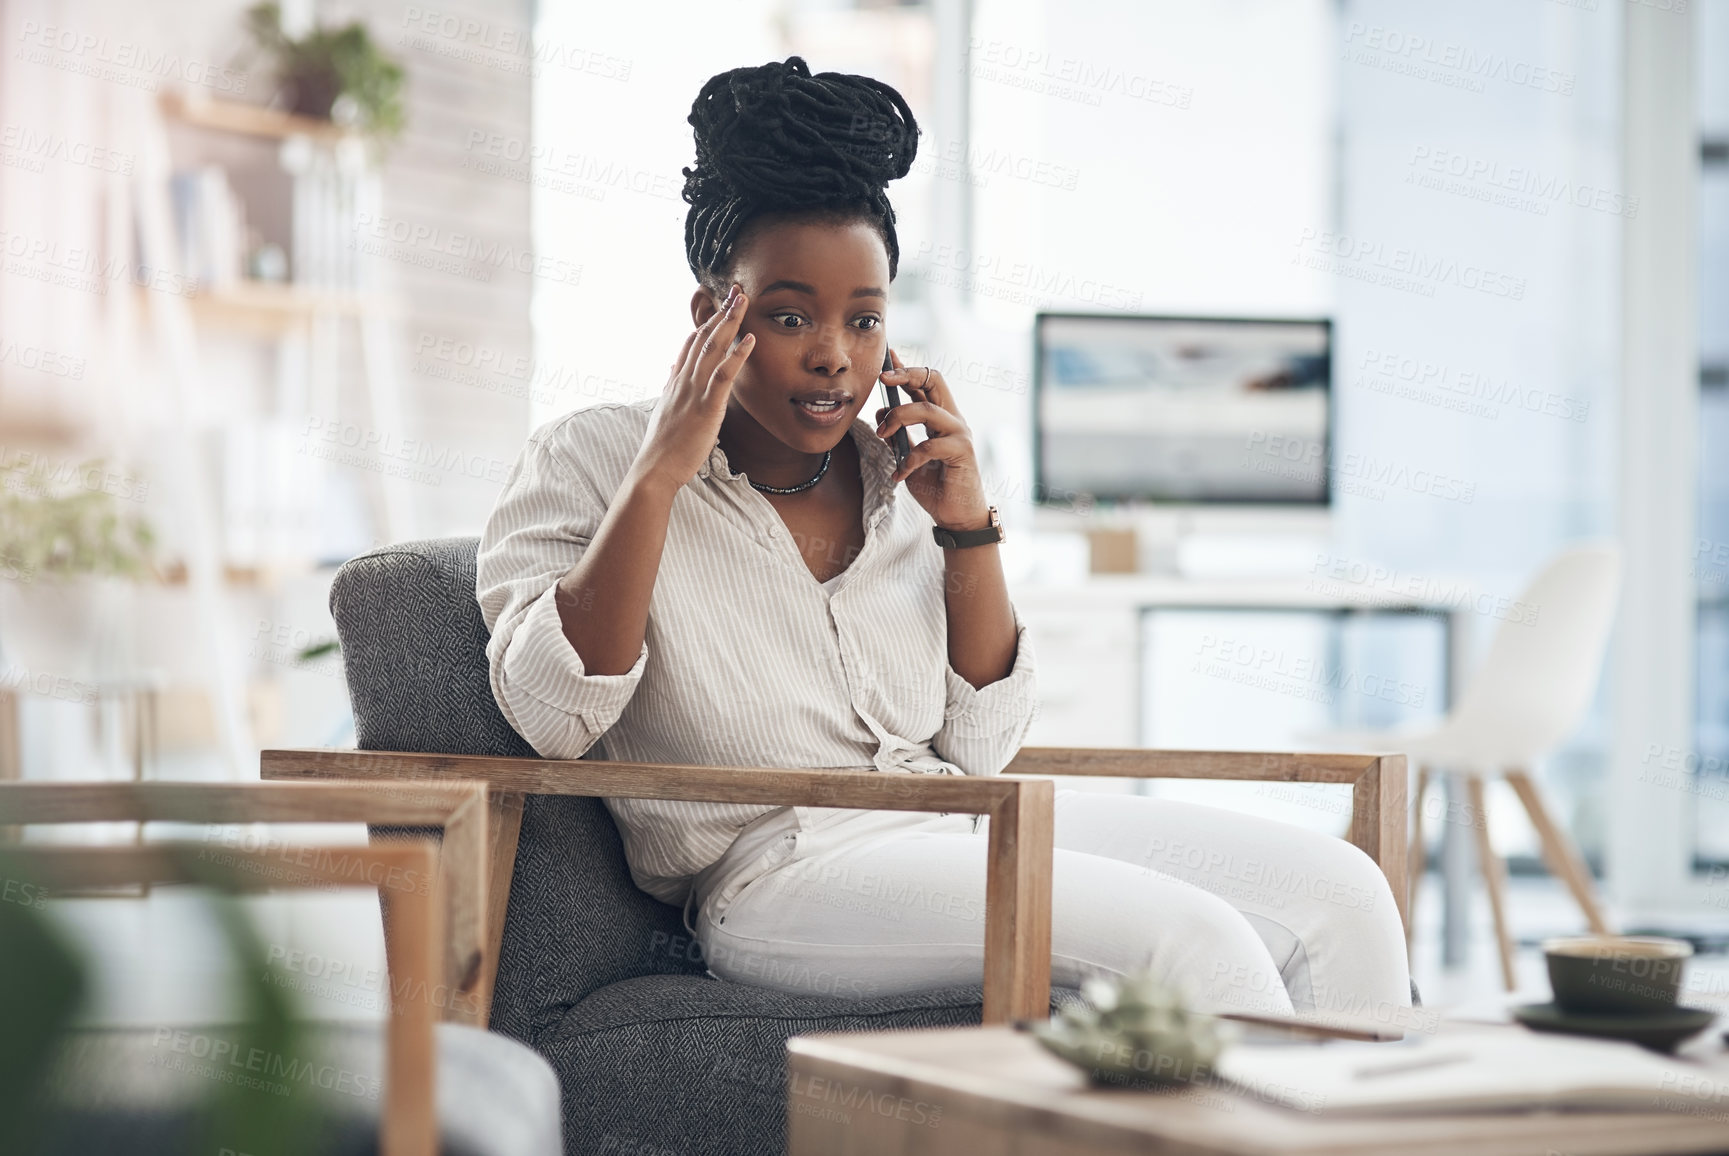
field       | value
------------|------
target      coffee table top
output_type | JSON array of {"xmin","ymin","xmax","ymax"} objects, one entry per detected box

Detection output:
[{"xmin": 786, "ymin": 1021, "xmax": 1729, "ymax": 1156}]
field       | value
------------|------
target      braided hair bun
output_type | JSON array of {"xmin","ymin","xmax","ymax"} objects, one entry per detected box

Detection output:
[{"xmin": 682, "ymin": 56, "xmax": 920, "ymax": 291}]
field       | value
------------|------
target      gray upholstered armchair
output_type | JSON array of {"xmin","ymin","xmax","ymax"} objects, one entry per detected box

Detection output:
[{"xmin": 265, "ymin": 537, "xmax": 1408, "ymax": 1156}]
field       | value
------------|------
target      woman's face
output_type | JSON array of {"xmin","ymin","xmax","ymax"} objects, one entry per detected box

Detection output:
[{"xmin": 693, "ymin": 217, "xmax": 891, "ymax": 455}]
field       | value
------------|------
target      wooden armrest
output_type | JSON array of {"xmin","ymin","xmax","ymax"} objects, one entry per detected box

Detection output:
[
  {"xmin": 266, "ymin": 748, "xmax": 1033, "ymax": 811},
  {"xmin": 6, "ymin": 841, "xmax": 439, "ymax": 1156},
  {"xmin": 1008, "ymin": 747, "xmax": 1382, "ymax": 782},
  {"xmin": 261, "ymin": 749, "xmax": 1054, "ymax": 1025},
  {"xmin": 0, "ymin": 782, "xmax": 488, "ymax": 1026},
  {"xmin": 1006, "ymin": 747, "xmax": 1409, "ymax": 930}
]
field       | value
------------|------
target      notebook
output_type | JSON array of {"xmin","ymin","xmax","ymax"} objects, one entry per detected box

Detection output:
[{"xmin": 1212, "ymin": 1027, "xmax": 1724, "ymax": 1117}]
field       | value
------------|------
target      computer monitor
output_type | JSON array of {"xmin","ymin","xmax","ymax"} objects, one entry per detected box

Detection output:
[{"xmin": 1034, "ymin": 313, "xmax": 1332, "ymax": 506}]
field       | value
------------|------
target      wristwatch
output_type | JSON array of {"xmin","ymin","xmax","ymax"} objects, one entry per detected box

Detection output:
[{"xmin": 932, "ymin": 506, "xmax": 1004, "ymax": 549}]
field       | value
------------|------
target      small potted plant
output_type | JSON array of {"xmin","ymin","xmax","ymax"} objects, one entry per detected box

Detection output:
[
  {"xmin": 0, "ymin": 455, "xmax": 155, "ymax": 681},
  {"xmin": 244, "ymin": 2, "xmax": 406, "ymax": 141},
  {"xmin": 1032, "ymin": 972, "xmax": 1237, "ymax": 1089}
]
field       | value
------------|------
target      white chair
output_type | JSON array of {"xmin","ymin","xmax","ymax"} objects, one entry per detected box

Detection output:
[{"xmin": 1311, "ymin": 543, "xmax": 1622, "ymax": 990}]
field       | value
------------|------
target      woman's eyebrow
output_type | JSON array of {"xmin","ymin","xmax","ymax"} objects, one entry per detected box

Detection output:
[{"xmin": 759, "ymin": 279, "xmax": 886, "ymax": 300}]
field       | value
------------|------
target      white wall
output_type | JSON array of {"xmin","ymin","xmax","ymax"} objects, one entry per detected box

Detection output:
[
  {"xmin": 1335, "ymin": 0, "xmax": 1623, "ymax": 860},
  {"xmin": 529, "ymin": 0, "xmax": 783, "ymax": 431},
  {"xmin": 1333, "ymin": 0, "xmax": 1621, "ymax": 584},
  {"xmin": 969, "ymin": 0, "xmax": 1335, "ymax": 323}
]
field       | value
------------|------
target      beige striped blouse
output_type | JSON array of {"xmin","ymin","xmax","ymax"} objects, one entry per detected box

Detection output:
[{"xmin": 475, "ymin": 398, "xmax": 1039, "ymax": 906}]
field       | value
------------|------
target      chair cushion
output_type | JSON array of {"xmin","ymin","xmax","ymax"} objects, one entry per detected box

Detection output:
[
  {"xmin": 331, "ymin": 538, "xmax": 536, "ymax": 761},
  {"xmin": 490, "ymin": 795, "xmax": 706, "ymax": 1045},
  {"xmin": 34, "ymin": 1021, "xmax": 561, "ymax": 1156},
  {"xmin": 536, "ymin": 975, "xmax": 1083, "ymax": 1156},
  {"xmin": 331, "ymin": 540, "xmax": 702, "ymax": 1044}
]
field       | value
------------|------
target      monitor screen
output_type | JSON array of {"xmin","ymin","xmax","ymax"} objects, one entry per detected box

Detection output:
[{"xmin": 1034, "ymin": 313, "xmax": 1331, "ymax": 505}]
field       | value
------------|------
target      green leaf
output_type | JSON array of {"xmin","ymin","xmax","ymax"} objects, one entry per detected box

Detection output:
[
  {"xmin": 296, "ymin": 639, "xmax": 342, "ymax": 662},
  {"xmin": 245, "ymin": 3, "xmax": 407, "ymax": 143},
  {"xmin": 0, "ymin": 861, "xmax": 88, "ymax": 1154}
]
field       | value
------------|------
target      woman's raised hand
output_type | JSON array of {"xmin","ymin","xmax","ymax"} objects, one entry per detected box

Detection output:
[
  {"xmin": 636, "ymin": 282, "xmax": 754, "ymax": 493},
  {"xmin": 875, "ymin": 348, "xmax": 993, "ymax": 532}
]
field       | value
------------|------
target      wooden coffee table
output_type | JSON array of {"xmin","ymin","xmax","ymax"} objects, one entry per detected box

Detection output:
[{"xmin": 786, "ymin": 1022, "xmax": 1729, "ymax": 1155}]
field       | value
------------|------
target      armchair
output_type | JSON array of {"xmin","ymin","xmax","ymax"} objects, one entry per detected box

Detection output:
[
  {"xmin": 272, "ymin": 538, "xmax": 1407, "ymax": 1156},
  {"xmin": 0, "ymin": 780, "xmax": 561, "ymax": 1156}
]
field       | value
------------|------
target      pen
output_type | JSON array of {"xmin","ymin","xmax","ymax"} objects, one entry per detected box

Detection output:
[{"xmin": 1351, "ymin": 1052, "xmax": 1472, "ymax": 1080}]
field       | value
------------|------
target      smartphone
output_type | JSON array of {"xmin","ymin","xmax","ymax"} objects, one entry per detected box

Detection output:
[{"xmin": 880, "ymin": 350, "xmax": 911, "ymax": 469}]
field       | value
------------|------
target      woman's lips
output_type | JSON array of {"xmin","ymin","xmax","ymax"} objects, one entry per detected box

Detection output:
[{"xmin": 791, "ymin": 398, "xmax": 851, "ymax": 426}]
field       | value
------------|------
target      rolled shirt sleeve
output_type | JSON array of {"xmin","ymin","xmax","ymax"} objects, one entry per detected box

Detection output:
[
  {"xmin": 930, "ymin": 602, "xmax": 1039, "ymax": 777},
  {"xmin": 476, "ymin": 422, "xmax": 647, "ymax": 761}
]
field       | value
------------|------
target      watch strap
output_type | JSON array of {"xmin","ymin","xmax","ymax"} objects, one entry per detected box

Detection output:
[{"xmin": 932, "ymin": 507, "xmax": 1003, "ymax": 549}]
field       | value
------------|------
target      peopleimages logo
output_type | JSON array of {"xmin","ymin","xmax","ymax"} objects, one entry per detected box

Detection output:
[
  {"xmin": 0, "ymin": 338, "xmax": 87, "ymax": 380},
  {"xmin": 460, "ymin": 131, "xmax": 680, "ymax": 203},
  {"xmin": 911, "ymin": 241, "xmax": 1142, "ymax": 312},
  {"xmin": 0, "ymin": 123, "xmax": 134, "ymax": 175},
  {"xmin": 0, "ymin": 226, "xmax": 199, "ymax": 298},
  {"xmin": 1342, "ymin": 22, "xmax": 1575, "ymax": 97},
  {"xmin": 1243, "ymin": 433, "xmax": 1478, "ymax": 505},
  {"xmin": 150, "ymin": 1027, "xmax": 380, "ymax": 1101},
  {"xmin": 298, "ymin": 417, "xmax": 514, "ymax": 487},
  {"xmin": 14, "ymin": 21, "xmax": 249, "ymax": 93},
  {"xmin": 350, "ymin": 211, "xmax": 581, "ymax": 286},
  {"xmin": 1356, "ymin": 348, "xmax": 1590, "ymax": 424},
  {"xmin": 1193, "ymin": 633, "xmax": 1428, "ymax": 710},
  {"xmin": 1307, "ymin": 553, "xmax": 1541, "ymax": 626},
  {"xmin": 2, "ymin": 876, "xmax": 49, "ymax": 910},
  {"xmin": 1405, "ymin": 146, "xmax": 1637, "ymax": 220},
  {"xmin": 1293, "ymin": 228, "xmax": 1527, "ymax": 302},
  {"xmin": 964, "ymin": 37, "xmax": 1193, "ymax": 109},
  {"xmin": 398, "ymin": 9, "xmax": 632, "ymax": 81},
  {"xmin": 789, "ymin": 1071, "xmax": 945, "ymax": 1129}
]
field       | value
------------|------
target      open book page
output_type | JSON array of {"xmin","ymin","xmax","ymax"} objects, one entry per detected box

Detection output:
[{"xmin": 1213, "ymin": 1027, "xmax": 1724, "ymax": 1116}]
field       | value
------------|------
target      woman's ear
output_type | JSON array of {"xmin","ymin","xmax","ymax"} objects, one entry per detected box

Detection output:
[{"xmin": 690, "ymin": 284, "xmax": 721, "ymax": 327}]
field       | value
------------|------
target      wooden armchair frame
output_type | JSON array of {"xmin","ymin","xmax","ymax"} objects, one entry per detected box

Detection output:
[
  {"xmin": 0, "ymin": 782, "xmax": 491, "ymax": 1026},
  {"xmin": 261, "ymin": 746, "xmax": 1406, "ymax": 1026},
  {"xmin": 0, "ymin": 832, "xmax": 445, "ymax": 1156},
  {"xmin": 1004, "ymin": 748, "xmax": 1409, "ymax": 930}
]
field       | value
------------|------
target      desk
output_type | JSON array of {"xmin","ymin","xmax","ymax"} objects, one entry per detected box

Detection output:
[
  {"xmin": 1007, "ymin": 573, "xmax": 1477, "ymax": 963},
  {"xmin": 787, "ymin": 1022, "xmax": 1729, "ymax": 1156}
]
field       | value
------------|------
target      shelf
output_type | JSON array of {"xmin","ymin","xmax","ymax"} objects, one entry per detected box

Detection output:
[
  {"xmin": 0, "ymin": 402, "xmax": 86, "ymax": 447},
  {"xmin": 138, "ymin": 282, "xmax": 391, "ymax": 335},
  {"xmin": 197, "ymin": 281, "xmax": 386, "ymax": 317},
  {"xmin": 155, "ymin": 560, "xmax": 313, "ymax": 589},
  {"xmin": 159, "ymin": 89, "xmax": 351, "ymax": 144}
]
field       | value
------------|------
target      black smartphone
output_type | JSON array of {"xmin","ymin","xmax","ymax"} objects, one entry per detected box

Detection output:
[{"xmin": 880, "ymin": 350, "xmax": 911, "ymax": 469}]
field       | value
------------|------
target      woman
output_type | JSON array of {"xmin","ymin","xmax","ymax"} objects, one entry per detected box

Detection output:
[{"xmin": 477, "ymin": 56, "xmax": 1410, "ymax": 1019}]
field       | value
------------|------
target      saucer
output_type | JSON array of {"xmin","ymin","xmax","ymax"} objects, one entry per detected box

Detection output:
[{"xmin": 1512, "ymin": 1002, "xmax": 1717, "ymax": 1053}]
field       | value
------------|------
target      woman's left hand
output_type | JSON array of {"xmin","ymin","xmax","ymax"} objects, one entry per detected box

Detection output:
[{"xmin": 875, "ymin": 348, "xmax": 993, "ymax": 532}]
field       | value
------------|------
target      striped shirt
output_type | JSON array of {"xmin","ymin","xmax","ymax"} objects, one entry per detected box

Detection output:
[{"xmin": 475, "ymin": 398, "xmax": 1039, "ymax": 906}]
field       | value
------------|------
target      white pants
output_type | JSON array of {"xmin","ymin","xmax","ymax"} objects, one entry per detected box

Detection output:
[{"xmin": 690, "ymin": 789, "xmax": 1410, "ymax": 1019}]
